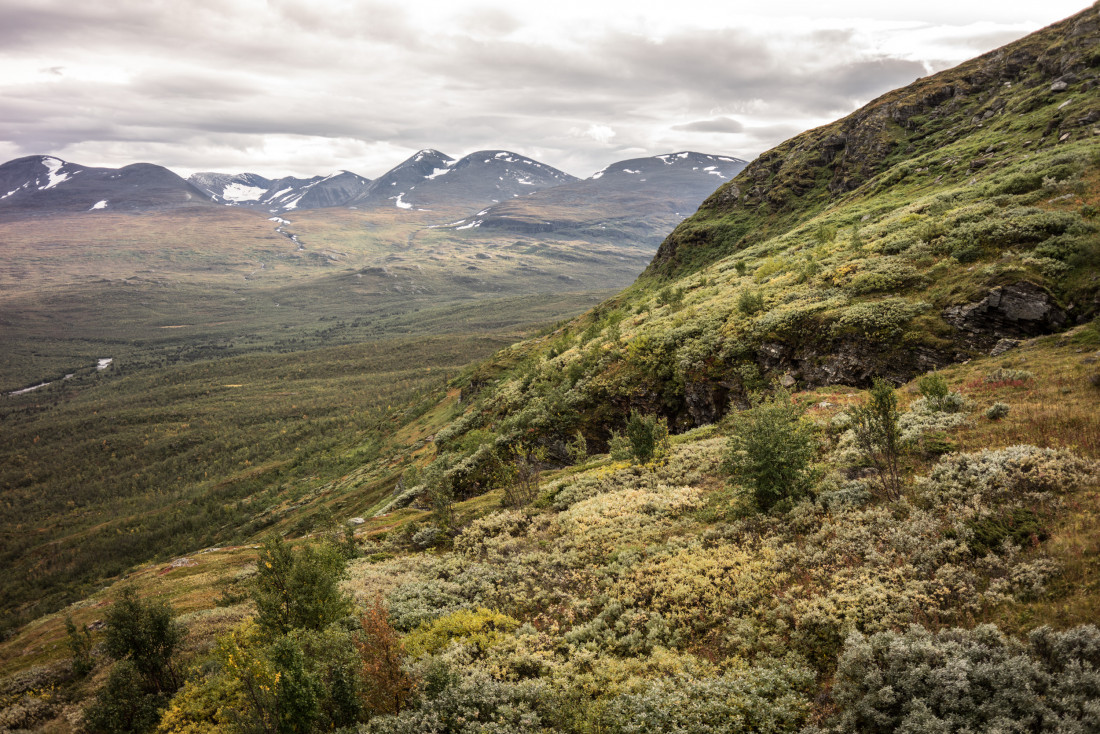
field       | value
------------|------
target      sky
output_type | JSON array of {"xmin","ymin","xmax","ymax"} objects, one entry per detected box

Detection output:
[{"xmin": 0, "ymin": 0, "xmax": 1091, "ymax": 180}]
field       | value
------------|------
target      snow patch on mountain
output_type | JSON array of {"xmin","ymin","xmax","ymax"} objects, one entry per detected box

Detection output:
[
  {"xmin": 221, "ymin": 183, "xmax": 267, "ymax": 202},
  {"xmin": 39, "ymin": 157, "xmax": 71, "ymax": 190}
]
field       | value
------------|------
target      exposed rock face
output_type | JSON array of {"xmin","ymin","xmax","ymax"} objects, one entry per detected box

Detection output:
[
  {"xmin": 683, "ymin": 379, "xmax": 730, "ymax": 425},
  {"xmin": 943, "ymin": 281, "xmax": 1068, "ymax": 349},
  {"xmin": 755, "ymin": 340, "xmax": 951, "ymax": 390}
]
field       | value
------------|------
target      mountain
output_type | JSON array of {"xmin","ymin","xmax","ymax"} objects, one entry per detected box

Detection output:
[
  {"xmin": 447, "ymin": 151, "xmax": 747, "ymax": 244},
  {"xmin": 0, "ymin": 156, "xmax": 213, "ymax": 215},
  {"xmin": 188, "ymin": 170, "xmax": 373, "ymax": 212},
  {"xmin": 187, "ymin": 171, "xmax": 274, "ymax": 204},
  {"xmin": 349, "ymin": 149, "xmax": 578, "ymax": 211},
  {"xmin": 184, "ymin": 150, "xmax": 574, "ymax": 214}
]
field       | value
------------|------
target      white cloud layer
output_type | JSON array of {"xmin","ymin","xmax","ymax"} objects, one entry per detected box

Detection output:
[{"xmin": 0, "ymin": 0, "xmax": 1089, "ymax": 178}]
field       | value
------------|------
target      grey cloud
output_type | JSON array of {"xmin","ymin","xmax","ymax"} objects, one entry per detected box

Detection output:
[
  {"xmin": 0, "ymin": 1, "xmax": 1057, "ymax": 179},
  {"xmin": 673, "ymin": 117, "xmax": 745, "ymax": 133}
]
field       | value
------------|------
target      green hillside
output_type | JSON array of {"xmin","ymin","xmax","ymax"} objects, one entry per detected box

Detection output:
[{"xmin": 1, "ymin": 5, "xmax": 1099, "ymax": 734}]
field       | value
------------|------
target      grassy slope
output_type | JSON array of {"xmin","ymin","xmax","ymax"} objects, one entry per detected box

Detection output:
[{"xmin": 1, "ymin": 330, "xmax": 1095, "ymax": 730}]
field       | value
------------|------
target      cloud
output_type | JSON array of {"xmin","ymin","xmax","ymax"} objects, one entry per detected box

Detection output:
[
  {"xmin": 0, "ymin": 0, "xmax": 1083, "ymax": 178},
  {"xmin": 673, "ymin": 117, "xmax": 744, "ymax": 134},
  {"xmin": 579, "ymin": 125, "xmax": 616, "ymax": 144}
]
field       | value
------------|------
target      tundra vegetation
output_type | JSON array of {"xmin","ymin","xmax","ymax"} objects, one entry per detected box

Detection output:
[{"xmin": 2, "ymin": 6, "xmax": 1100, "ymax": 733}]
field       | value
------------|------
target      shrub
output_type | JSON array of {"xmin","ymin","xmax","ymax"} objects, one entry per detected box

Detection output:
[
  {"xmin": 563, "ymin": 600, "xmax": 673, "ymax": 657},
  {"xmin": 608, "ymin": 431, "xmax": 632, "ymax": 461},
  {"xmin": 737, "ymin": 289, "xmax": 765, "ymax": 315},
  {"xmin": 567, "ymin": 431, "xmax": 588, "ymax": 464},
  {"xmin": 917, "ymin": 444, "xmax": 1094, "ymax": 520},
  {"xmin": 724, "ymin": 388, "xmax": 818, "ymax": 512},
  {"xmin": 103, "ymin": 588, "xmax": 183, "ymax": 694},
  {"xmin": 85, "ymin": 589, "xmax": 185, "ymax": 732},
  {"xmin": 600, "ymin": 661, "xmax": 814, "ymax": 734},
  {"xmin": 986, "ymin": 402, "xmax": 1011, "ymax": 420},
  {"xmin": 84, "ymin": 661, "xmax": 169, "ymax": 734},
  {"xmin": 403, "ymin": 608, "xmax": 521, "ymax": 659},
  {"xmin": 365, "ymin": 672, "xmax": 546, "ymax": 734},
  {"xmin": 917, "ymin": 372, "xmax": 948, "ymax": 402},
  {"xmin": 385, "ymin": 581, "xmax": 473, "ymax": 632},
  {"xmin": 966, "ymin": 508, "xmax": 1047, "ymax": 555},
  {"xmin": 985, "ymin": 367, "xmax": 1034, "ymax": 384},
  {"xmin": 815, "ymin": 223, "xmax": 838, "ymax": 244},
  {"xmin": 502, "ymin": 444, "xmax": 547, "ymax": 507},
  {"xmin": 830, "ymin": 624, "xmax": 1100, "ymax": 733},
  {"xmin": 411, "ymin": 525, "xmax": 443, "ymax": 549},
  {"xmin": 208, "ymin": 623, "xmax": 362, "ymax": 734}
]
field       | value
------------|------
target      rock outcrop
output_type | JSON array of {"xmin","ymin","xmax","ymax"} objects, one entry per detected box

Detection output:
[{"xmin": 943, "ymin": 281, "xmax": 1068, "ymax": 350}]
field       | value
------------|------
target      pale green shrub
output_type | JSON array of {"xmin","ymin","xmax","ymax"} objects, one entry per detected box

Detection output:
[
  {"xmin": 985, "ymin": 367, "xmax": 1035, "ymax": 384},
  {"xmin": 385, "ymin": 580, "xmax": 474, "ymax": 632},
  {"xmin": 600, "ymin": 661, "xmax": 814, "ymax": 734},
  {"xmin": 828, "ymin": 624, "xmax": 1100, "ymax": 733},
  {"xmin": 917, "ymin": 445, "xmax": 1095, "ymax": 521},
  {"xmin": 365, "ymin": 671, "xmax": 546, "ymax": 734},
  {"xmin": 563, "ymin": 599, "xmax": 674, "ymax": 657}
]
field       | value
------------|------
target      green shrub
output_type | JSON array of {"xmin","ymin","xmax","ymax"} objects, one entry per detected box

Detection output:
[
  {"xmin": 917, "ymin": 372, "xmax": 949, "ymax": 402},
  {"xmin": 608, "ymin": 431, "xmax": 632, "ymax": 461},
  {"xmin": 403, "ymin": 608, "xmax": 521, "ymax": 659},
  {"xmin": 365, "ymin": 671, "xmax": 546, "ymax": 734},
  {"xmin": 84, "ymin": 588, "xmax": 185, "ymax": 732},
  {"xmin": 567, "ymin": 430, "xmax": 588, "ymax": 464},
  {"xmin": 103, "ymin": 588, "xmax": 183, "ymax": 694},
  {"xmin": 815, "ymin": 223, "xmax": 838, "ymax": 244},
  {"xmin": 83, "ymin": 661, "xmax": 168, "ymax": 734},
  {"xmin": 966, "ymin": 507, "xmax": 1048, "ymax": 555},
  {"xmin": 252, "ymin": 537, "xmax": 352, "ymax": 636},
  {"xmin": 737, "ymin": 289, "xmax": 765, "ymax": 315},
  {"xmin": 986, "ymin": 402, "xmax": 1011, "ymax": 420},
  {"xmin": 724, "ymin": 388, "xmax": 818, "ymax": 512},
  {"xmin": 563, "ymin": 599, "xmax": 673, "ymax": 656}
]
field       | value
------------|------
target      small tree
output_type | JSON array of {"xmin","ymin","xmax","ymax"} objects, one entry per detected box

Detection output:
[
  {"xmin": 503, "ymin": 444, "xmax": 547, "ymax": 507},
  {"xmin": 253, "ymin": 537, "xmax": 352, "ymax": 636},
  {"xmin": 724, "ymin": 388, "xmax": 818, "ymax": 512},
  {"xmin": 103, "ymin": 588, "xmax": 183, "ymax": 693},
  {"xmin": 65, "ymin": 615, "xmax": 93, "ymax": 677},
  {"xmin": 567, "ymin": 430, "xmax": 588, "ymax": 464},
  {"xmin": 625, "ymin": 411, "xmax": 671, "ymax": 465},
  {"xmin": 851, "ymin": 378, "xmax": 904, "ymax": 499},
  {"xmin": 357, "ymin": 597, "xmax": 415, "ymax": 716},
  {"xmin": 84, "ymin": 588, "xmax": 184, "ymax": 733}
]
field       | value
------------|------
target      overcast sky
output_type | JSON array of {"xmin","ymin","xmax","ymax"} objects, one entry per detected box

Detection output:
[{"xmin": 0, "ymin": 1, "xmax": 1090, "ymax": 179}]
